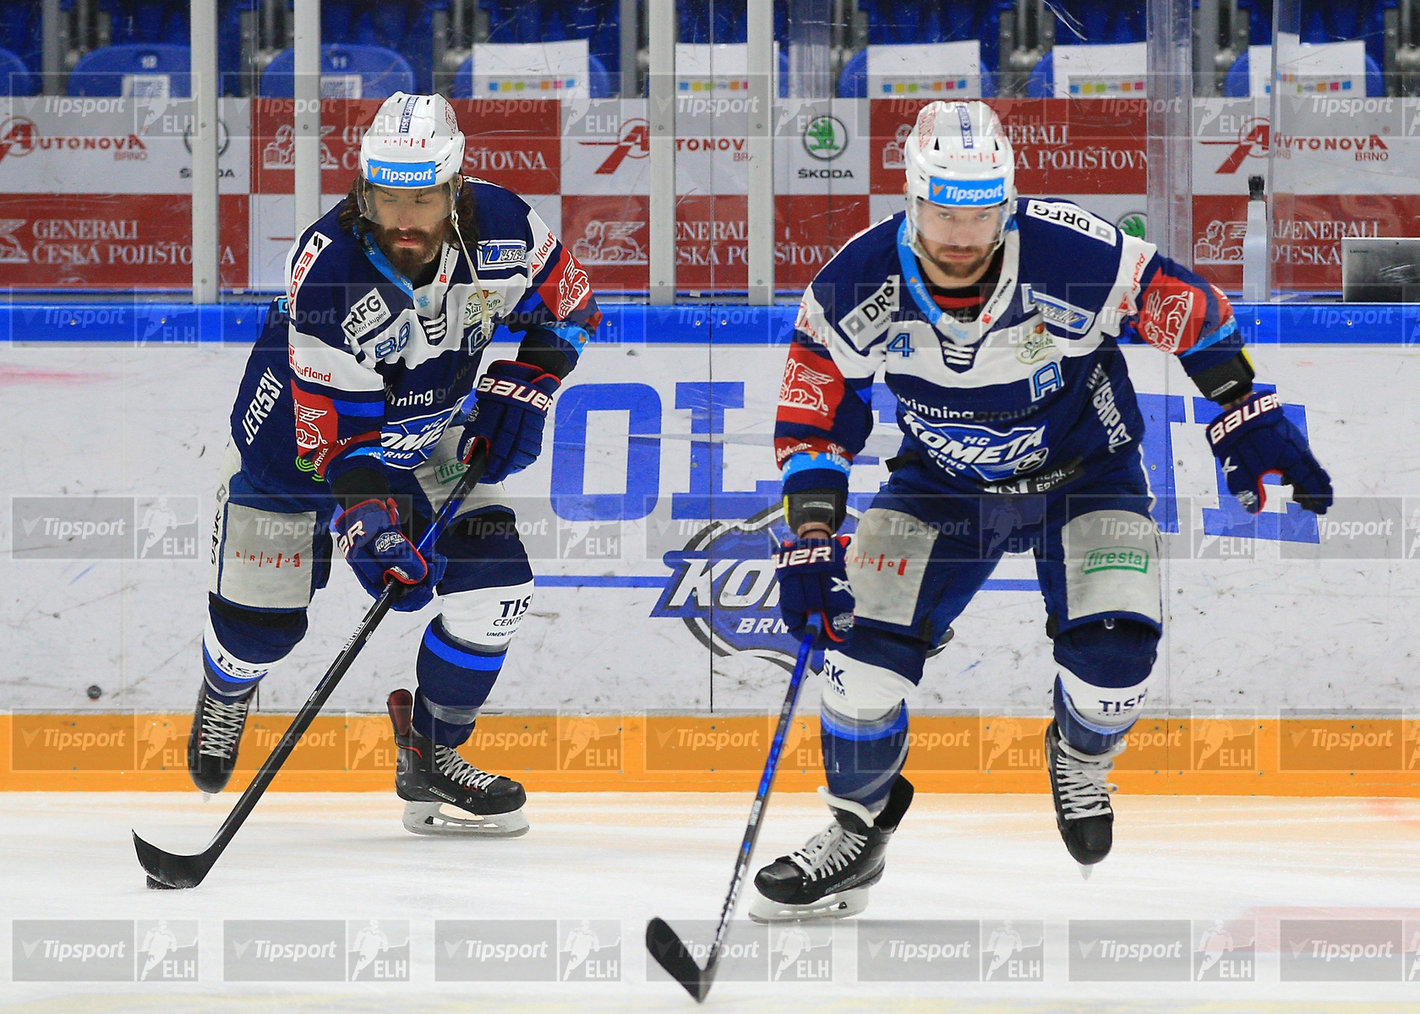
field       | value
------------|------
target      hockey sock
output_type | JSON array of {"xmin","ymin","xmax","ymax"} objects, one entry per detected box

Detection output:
[
  {"xmin": 201, "ymin": 605, "xmax": 305, "ymax": 702},
  {"xmin": 1052, "ymin": 619, "xmax": 1156, "ymax": 754},
  {"xmin": 413, "ymin": 617, "xmax": 502, "ymax": 746},
  {"xmin": 1053, "ymin": 676, "xmax": 1133, "ymax": 754},
  {"xmin": 820, "ymin": 699, "xmax": 909, "ymax": 817}
]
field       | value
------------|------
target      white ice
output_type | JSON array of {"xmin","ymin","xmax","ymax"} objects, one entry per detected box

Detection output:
[{"xmin": 4, "ymin": 790, "xmax": 1420, "ymax": 1012}]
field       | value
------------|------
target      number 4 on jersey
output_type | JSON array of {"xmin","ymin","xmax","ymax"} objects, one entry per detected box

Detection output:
[{"xmin": 887, "ymin": 331, "xmax": 913, "ymax": 357}]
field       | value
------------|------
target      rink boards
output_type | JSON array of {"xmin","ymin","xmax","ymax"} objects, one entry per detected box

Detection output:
[{"xmin": 2, "ymin": 301, "xmax": 1418, "ymax": 793}]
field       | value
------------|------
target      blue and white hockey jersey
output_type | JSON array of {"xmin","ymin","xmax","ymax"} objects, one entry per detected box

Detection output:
[
  {"xmin": 230, "ymin": 176, "xmax": 599, "ymax": 501},
  {"xmin": 775, "ymin": 198, "xmax": 1242, "ymax": 495}
]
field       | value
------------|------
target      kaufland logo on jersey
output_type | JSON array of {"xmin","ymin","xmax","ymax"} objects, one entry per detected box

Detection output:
[
  {"xmin": 928, "ymin": 176, "xmax": 1006, "ymax": 207},
  {"xmin": 366, "ymin": 158, "xmax": 436, "ymax": 187}
]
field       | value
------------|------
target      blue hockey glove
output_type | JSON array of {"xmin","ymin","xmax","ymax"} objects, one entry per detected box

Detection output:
[
  {"xmin": 1205, "ymin": 391, "xmax": 1333, "ymax": 514},
  {"xmin": 331, "ymin": 498, "xmax": 446, "ymax": 612},
  {"xmin": 773, "ymin": 535, "xmax": 854, "ymax": 647},
  {"xmin": 458, "ymin": 360, "xmax": 561, "ymax": 484}
]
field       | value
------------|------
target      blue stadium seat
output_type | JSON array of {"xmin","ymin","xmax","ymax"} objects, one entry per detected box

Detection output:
[
  {"xmin": 260, "ymin": 44, "xmax": 416, "ymax": 98},
  {"xmin": 0, "ymin": 46, "xmax": 33, "ymax": 96},
  {"xmin": 323, "ymin": 0, "xmax": 357, "ymax": 42},
  {"xmin": 858, "ymin": 0, "xmax": 1004, "ymax": 81},
  {"xmin": 1222, "ymin": 47, "xmax": 1384, "ymax": 98},
  {"xmin": 562, "ymin": 0, "xmax": 621, "ymax": 88},
  {"xmin": 1026, "ymin": 50, "xmax": 1052, "ymax": 97},
  {"xmin": 1235, "ymin": 0, "xmax": 1273, "ymax": 45},
  {"xmin": 68, "ymin": 43, "xmax": 192, "ymax": 96},
  {"xmin": 449, "ymin": 50, "xmax": 614, "ymax": 98},
  {"xmin": 480, "ymin": 0, "xmax": 542, "ymax": 43},
  {"xmin": 836, "ymin": 46, "xmax": 997, "ymax": 98}
]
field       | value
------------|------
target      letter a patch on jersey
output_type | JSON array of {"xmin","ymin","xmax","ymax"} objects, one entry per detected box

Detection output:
[{"xmin": 778, "ymin": 342, "xmax": 844, "ymax": 427}]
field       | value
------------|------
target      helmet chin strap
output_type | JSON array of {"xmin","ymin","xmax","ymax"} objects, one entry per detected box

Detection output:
[{"xmin": 448, "ymin": 177, "xmax": 492, "ymax": 343}]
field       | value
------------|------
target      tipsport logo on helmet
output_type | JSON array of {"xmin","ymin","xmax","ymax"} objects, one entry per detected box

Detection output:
[
  {"xmin": 928, "ymin": 176, "xmax": 1006, "ymax": 207},
  {"xmin": 366, "ymin": 158, "xmax": 436, "ymax": 188}
]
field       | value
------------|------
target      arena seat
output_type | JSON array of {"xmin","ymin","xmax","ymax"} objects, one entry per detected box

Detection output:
[
  {"xmin": 259, "ymin": 43, "xmax": 415, "ymax": 98},
  {"xmin": 0, "ymin": 46, "xmax": 33, "ymax": 96},
  {"xmin": 67, "ymin": 43, "xmax": 192, "ymax": 96}
]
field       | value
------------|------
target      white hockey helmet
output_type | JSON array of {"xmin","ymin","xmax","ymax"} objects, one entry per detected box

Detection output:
[
  {"xmin": 357, "ymin": 91, "xmax": 465, "ymax": 216},
  {"xmin": 903, "ymin": 100, "xmax": 1015, "ymax": 252}
]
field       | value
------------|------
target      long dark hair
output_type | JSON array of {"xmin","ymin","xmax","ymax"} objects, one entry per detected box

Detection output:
[{"xmin": 337, "ymin": 176, "xmax": 480, "ymax": 251}]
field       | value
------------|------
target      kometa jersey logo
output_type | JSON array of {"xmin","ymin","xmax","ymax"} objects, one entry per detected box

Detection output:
[{"xmin": 652, "ymin": 504, "xmax": 821, "ymax": 669}]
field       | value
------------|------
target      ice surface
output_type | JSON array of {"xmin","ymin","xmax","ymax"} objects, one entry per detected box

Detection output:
[{"xmin": 3, "ymin": 790, "xmax": 1420, "ymax": 1011}]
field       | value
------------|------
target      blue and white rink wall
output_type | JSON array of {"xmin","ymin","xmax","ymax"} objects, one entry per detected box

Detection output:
[{"xmin": 1, "ymin": 300, "xmax": 1417, "ymax": 794}]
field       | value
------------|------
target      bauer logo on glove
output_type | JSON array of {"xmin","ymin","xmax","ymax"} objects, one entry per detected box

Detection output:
[
  {"xmin": 772, "ymin": 535, "xmax": 854, "ymax": 647},
  {"xmin": 459, "ymin": 360, "xmax": 561, "ymax": 484},
  {"xmin": 1205, "ymin": 391, "xmax": 1333, "ymax": 515}
]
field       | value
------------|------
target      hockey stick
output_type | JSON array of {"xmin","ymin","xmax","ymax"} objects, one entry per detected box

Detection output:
[
  {"xmin": 133, "ymin": 452, "xmax": 488, "ymax": 889},
  {"xmin": 646, "ymin": 622, "xmax": 819, "ymax": 1003}
]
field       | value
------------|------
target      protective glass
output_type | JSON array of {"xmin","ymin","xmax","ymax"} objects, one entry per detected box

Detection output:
[
  {"xmin": 907, "ymin": 197, "xmax": 1011, "ymax": 250},
  {"xmin": 357, "ymin": 179, "xmax": 458, "ymax": 230}
]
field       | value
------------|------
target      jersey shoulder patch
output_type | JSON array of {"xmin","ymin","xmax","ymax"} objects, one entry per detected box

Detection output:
[{"xmin": 1022, "ymin": 199, "xmax": 1117, "ymax": 246}]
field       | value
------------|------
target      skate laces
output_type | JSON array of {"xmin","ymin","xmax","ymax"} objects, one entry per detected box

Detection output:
[
  {"xmin": 433, "ymin": 745, "xmax": 499, "ymax": 792},
  {"xmin": 198, "ymin": 694, "xmax": 251, "ymax": 759},
  {"xmin": 1054, "ymin": 736, "xmax": 1125, "ymax": 821},
  {"xmin": 787, "ymin": 822, "xmax": 869, "ymax": 882}
]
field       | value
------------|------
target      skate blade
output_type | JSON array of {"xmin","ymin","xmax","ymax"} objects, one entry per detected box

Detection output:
[
  {"xmin": 1078, "ymin": 864, "xmax": 1093, "ymax": 881},
  {"xmin": 747, "ymin": 887, "xmax": 869, "ymax": 923},
  {"xmin": 401, "ymin": 801, "xmax": 530, "ymax": 838}
]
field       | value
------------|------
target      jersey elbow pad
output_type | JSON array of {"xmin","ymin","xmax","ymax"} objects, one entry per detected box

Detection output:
[{"xmin": 1189, "ymin": 349, "xmax": 1254, "ymax": 404}]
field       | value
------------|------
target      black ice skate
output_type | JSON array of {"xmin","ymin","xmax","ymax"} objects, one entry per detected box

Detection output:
[
  {"xmin": 749, "ymin": 775, "xmax": 914, "ymax": 922},
  {"xmin": 1045, "ymin": 720, "xmax": 1127, "ymax": 871},
  {"xmin": 186, "ymin": 682, "xmax": 255, "ymax": 794},
  {"xmin": 387, "ymin": 688, "xmax": 529, "ymax": 837}
]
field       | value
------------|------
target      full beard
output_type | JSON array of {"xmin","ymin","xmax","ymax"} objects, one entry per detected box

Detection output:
[
  {"xmin": 371, "ymin": 223, "xmax": 450, "ymax": 278},
  {"xmin": 927, "ymin": 245, "xmax": 996, "ymax": 283}
]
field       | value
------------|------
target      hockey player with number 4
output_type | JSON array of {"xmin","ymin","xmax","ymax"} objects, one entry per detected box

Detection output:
[
  {"xmin": 752, "ymin": 100, "xmax": 1331, "ymax": 920},
  {"xmin": 188, "ymin": 92, "xmax": 599, "ymax": 837}
]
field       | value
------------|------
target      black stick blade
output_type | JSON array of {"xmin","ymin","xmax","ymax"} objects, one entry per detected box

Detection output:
[
  {"xmin": 132, "ymin": 831, "xmax": 211, "ymax": 890},
  {"xmin": 646, "ymin": 917, "xmax": 709, "ymax": 1003}
]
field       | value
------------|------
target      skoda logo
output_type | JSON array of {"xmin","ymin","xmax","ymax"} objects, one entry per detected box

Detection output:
[
  {"xmin": 802, "ymin": 115, "xmax": 846, "ymax": 161},
  {"xmin": 182, "ymin": 117, "xmax": 231, "ymax": 157}
]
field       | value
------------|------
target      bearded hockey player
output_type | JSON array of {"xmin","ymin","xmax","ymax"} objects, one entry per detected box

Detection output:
[
  {"xmin": 189, "ymin": 92, "xmax": 600, "ymax": 837},
  {"xmin": 753, "ymin": 100, "xmax": 1331, "ymax": 919}
]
